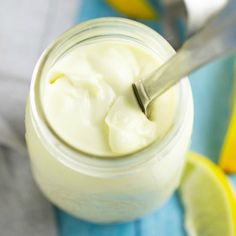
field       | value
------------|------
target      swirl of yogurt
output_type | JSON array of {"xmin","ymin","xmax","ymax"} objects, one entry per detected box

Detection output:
[{"xmin": 42, "ymin": 41, "xmax": 177, "ymax": 156}]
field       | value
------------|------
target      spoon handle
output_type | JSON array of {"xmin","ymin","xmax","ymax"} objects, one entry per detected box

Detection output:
[{"xmin": 134, "ymin": 2, "xmax": 236, "ymax": 113}]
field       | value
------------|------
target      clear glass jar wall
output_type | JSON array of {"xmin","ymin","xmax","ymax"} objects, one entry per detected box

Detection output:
[{"xmin": 26, "ymin": 18, "xmax": 193, "ymax": 223}]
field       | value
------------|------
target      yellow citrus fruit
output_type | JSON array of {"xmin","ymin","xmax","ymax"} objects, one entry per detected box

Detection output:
[
  {"xmin": 180, "ymin": 152, "xmax": 236, "ymax": 236},
  {"xmin": 107, "ymin": 0, "xmax": 158, "ymax": 19},
  {"xmin": 220, "ymin": 68, "xmax": 236, "ymax": 173}
]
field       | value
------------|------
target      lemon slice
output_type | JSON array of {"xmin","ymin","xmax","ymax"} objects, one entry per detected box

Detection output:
[
  {"xmin": 220, "ymin": 64, "xmax": 236, "ymax": 173},
  {"xmin": 180, "ymin": 152, "xmax": 236, "ymax": 236},
  {"xmin": 220, "ymin": 106, "xmax": 236, "ymax": 173},
  {"xmin": 107, "ymin": 0, "xmax": 158, "ymax": 19}
]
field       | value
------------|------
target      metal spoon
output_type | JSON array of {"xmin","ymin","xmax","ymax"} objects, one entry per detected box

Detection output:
[{"xmin": 132, "ymin": 2, "xmax": 236, "ymax": 116}]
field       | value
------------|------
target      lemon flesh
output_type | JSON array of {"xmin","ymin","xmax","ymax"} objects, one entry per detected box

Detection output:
[{"xmin": 180, "ymin": 152, "xmax": 236, "ymax": 236}]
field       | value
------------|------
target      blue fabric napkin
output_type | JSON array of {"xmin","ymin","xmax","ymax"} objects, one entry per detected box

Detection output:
[{"xmin": 56, "ymin": 1, "xmax": 236, "ymax": 235}]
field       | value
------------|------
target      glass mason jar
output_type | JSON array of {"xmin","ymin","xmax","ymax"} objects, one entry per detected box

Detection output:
[{"xmin": 25, "ymin": 18, "xmax": 193, "ymax": 223}]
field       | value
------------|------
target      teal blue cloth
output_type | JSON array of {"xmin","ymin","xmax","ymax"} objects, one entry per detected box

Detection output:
[{"xmin": 56, "ymin": 1, "xmax": 236, "ymax": 235}]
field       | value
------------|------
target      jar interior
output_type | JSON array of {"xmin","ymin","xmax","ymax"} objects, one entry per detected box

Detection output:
[{"xmin": 31, "ymin": 18, "xmax": 189, "ymax": 176}]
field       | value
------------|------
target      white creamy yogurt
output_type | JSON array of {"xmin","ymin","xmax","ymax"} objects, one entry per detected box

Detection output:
[
  {"xmin": 26, "ymin": 19, "xmax": 193, "ymax": 223},
  {"xmin": 42, "ymin": 41, "xmax": 177, "ymax": 156}
]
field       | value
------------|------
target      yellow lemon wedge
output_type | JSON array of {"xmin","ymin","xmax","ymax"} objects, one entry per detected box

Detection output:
[
  {"xmin": 180, "ymin": 152, "xmax": 236, "ymax": 236},
  {"xmin": 220, "ymin": 68, "xmax": 236, "ymax": 173},
  {"xmin": 107, "ymin": 0, "xmax": 158, "ymax": 19}
]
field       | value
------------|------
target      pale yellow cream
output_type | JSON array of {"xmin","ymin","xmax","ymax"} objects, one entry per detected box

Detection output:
[{"xmin": 42, "ymin": 41, "xmax": 177, "ymax": 156}]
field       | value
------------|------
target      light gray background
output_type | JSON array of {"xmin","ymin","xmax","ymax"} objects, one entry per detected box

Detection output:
[{"xmin": 0, "ymin": 1, "xmax": 78, "ymax": 235}]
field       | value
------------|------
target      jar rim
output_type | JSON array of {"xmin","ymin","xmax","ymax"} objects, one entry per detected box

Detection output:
[{"xmin": 30, "ymin": 17, "xmax": 192, "ymax": 176}]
